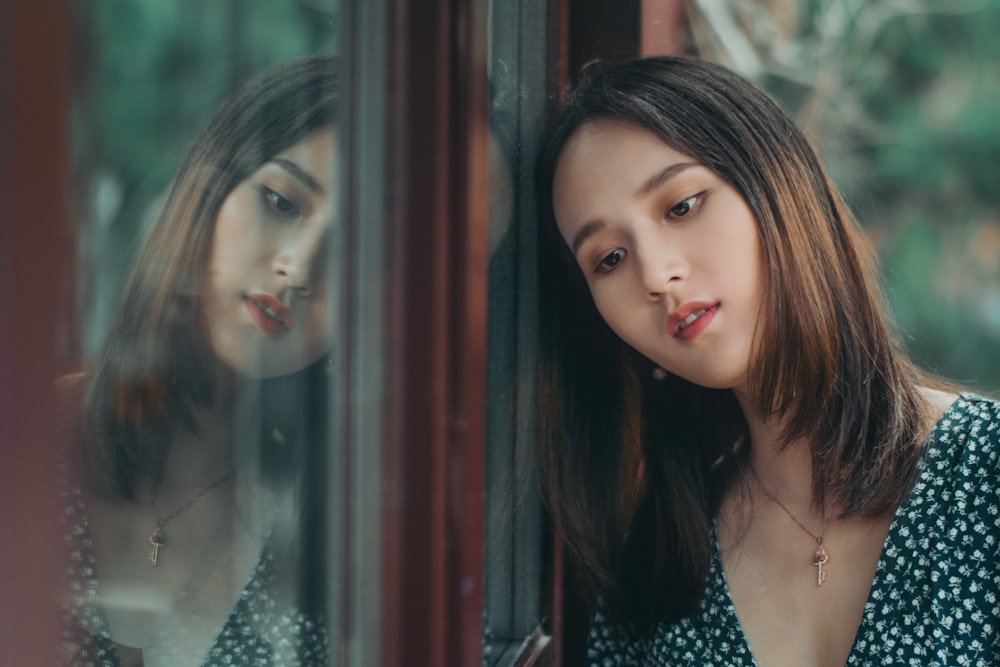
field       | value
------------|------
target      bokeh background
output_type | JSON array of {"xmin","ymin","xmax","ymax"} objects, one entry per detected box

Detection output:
[
  {"xmin": 74, "ymin": 0, "xmax": 999, "ymax": 395},
  {"xmin": 72, "ymin": 0, "xmax": 338, "ymax": 354},
  {"xmin": 681, "ymin": 0, "xmax": 1000, "ymax": 394}
]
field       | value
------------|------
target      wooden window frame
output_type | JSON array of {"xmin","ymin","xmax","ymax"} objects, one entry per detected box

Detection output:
[
  {"xmin": 0, "ymin": 2, "xmax": 688, "ymax": 664},
  {"xmin": 0, "ymin": 3, "xmax": 74, "ymax": 664},
  {"xmin": 370, "ymin": 0, "xmax": 492, "ymax": 665}
]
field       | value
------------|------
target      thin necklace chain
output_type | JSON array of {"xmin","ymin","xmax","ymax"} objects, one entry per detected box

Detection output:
[
  {"xmin": 147, "ymin": 471, "xmax": 232, "ymax": 566},
  {"xmin": 763, "ymin": 489, "xmax": 825, "ymax": 541},
  {"xmin": 156, "ymin": 472, "xmax": 232, "ymax": 525},
  {"xmin": 751, "ymin": 467, "xmax": 831, "ymax": 586},
  {"xmin": 750, "ymin": 467, "xmax": 826, "ymax": 540}
]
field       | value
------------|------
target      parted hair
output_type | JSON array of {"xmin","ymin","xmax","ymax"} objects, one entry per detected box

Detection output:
[
  {"xmin": 535, "ymin": 56, "xmax": 932, "ymax": 628},
  {"xmin": 81, "ymin": 56, "xmax": 338, "ymax": 499}
]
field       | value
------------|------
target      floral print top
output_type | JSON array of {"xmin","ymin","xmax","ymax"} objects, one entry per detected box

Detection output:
[
  {"xmin": 587, "ymin": 393, "xmax": 1000, "ymax": 666},
  {"xmin": 60, "ymin": 484, "xmax": 329, "ymax": 666}
]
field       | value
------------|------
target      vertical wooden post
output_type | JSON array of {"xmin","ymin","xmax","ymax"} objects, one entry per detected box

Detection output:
[
  {"xmin": 379, "ymin": 0, "xmax": 490, "ymax": 664},
  {"xmin": 0, "ymin": 1, "xmax": 74, "ymax": 664},
  {"xmin": 641, "ymin": 0, "xmax": 688, "ymax": 56}
]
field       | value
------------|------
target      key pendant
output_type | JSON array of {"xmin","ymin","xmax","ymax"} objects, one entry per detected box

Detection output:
[
  {"xmin": 149, "ymin": 524, "xmax": 166, "ymax": 566},
  {"xmin": 812, "ymin": 539, "xmax": 829, "ymax": 587}
]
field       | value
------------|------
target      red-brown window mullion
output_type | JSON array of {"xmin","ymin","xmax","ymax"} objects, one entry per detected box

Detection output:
[
  {"xmin": 0, "ymin": 2, "xmax": 73, "ymax": 663},
  {"xmin": 381, "ymin": 0, "xmax": 489, "ymax": 664},
  {"xmin": 450, "ymin": 0, "xmax": 490, "ymax": 662}
]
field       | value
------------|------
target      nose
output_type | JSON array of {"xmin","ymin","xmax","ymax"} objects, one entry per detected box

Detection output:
[
  {"xmin": 637, "ymin": 237, "xmax": 686, "ymax": 301},
  {"xmin": 272, "ymin": 226, "xmax": 328, "ymax": 295}
]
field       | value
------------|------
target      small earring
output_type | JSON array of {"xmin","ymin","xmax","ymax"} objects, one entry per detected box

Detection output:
[{"xmin": 652, "ymin": 366, "xmax": 669, "ymax": 381}]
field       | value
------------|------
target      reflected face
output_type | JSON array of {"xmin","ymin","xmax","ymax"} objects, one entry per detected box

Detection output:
[
  {"xmin": 552, "ymin": 119, "xmax": 764, "ymax": 391},
  {"xmin": 202, "ymin": 127, "xmax": 338, "ymax": 379}
]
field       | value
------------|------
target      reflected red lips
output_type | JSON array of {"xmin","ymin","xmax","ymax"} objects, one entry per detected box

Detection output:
[
  {"xmin": 243, "ymin": 293, "xmax": 293, "ymax": 334},
  {"xmin": 666, "ymin": 302, "xmax": 719, "ymax": 341}
]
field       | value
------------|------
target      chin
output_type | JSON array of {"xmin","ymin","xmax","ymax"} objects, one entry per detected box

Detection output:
[
  {"xmin": 220, "ymin": 355, "xmax": 317, "ymax": 380},
  {"xmin": 695, "ymin": 374, "xmax": 745, "ymax": 390},
  {"xmin": 669, "ymin": 368, "xmax": 745, "ymax": 391},
  {"xmin": 212, "ymin": 335, "xmax": 332, "ymax": 380},
  {"xmin": 679, "ymin": 377, "xmax": 731, "ymax": 391}
]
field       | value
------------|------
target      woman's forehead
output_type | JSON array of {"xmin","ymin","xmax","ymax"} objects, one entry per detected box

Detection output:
[{"xmin": 554, "ymin": 120, "xmax": 698, "ymax": 197}]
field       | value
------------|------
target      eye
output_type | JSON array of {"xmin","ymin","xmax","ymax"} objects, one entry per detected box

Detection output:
[
  {"xmin": 666, "ymin": 193, "xmax": 703, "ymax": 220},
  {"xmin": 262, "ymin": 187, "xmax": 300, "ymax": 217},
  {"xmin": 595, "ymin": 248, "xmax": 626, "ymax": 274}
]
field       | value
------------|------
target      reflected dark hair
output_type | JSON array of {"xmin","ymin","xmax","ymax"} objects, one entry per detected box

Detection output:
[
  {"xmin": 82, "ymin": 56, "xmax": 338, "ymax": 498},
  {"xmin": 535, "ymin": 56, "xmax": 932, "ymax": 629}
]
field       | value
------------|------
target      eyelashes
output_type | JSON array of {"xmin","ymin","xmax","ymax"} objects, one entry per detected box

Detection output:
[
  {"xmin": 596, "ymin": 248, "xmax": 626, "ymax": 273},
  {"xmin": 261, "ymin": 186, "xmax": 301, "ymax": 218},
  {"xmin": 666, "ymin": 192, "xmax": 703, "ymax": 220},
  {"xmin": 590, "ymin": 191, "xmax": 706, "ymax": 275}
]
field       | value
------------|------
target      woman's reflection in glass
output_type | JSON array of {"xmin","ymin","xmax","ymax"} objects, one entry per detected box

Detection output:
[{"xmin": 63, "ymin": 56, "xmax": 338, "ymax": 666}]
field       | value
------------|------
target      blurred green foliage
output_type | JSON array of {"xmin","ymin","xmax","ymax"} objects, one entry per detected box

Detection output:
[
  {"xmin": 695, "ymin": 0, "xmax": 1000, "ymax": 394},
  {"xmin": 847, "ymin": 6, "xmax": 1000, "ymax": 393},
  {"xmin": 76, "ymin": 1, "xmax": 1000, "ymax": 394},
  {"xmin": 74, "ymin": 0, "xmax": 338, "ymax": 352}
]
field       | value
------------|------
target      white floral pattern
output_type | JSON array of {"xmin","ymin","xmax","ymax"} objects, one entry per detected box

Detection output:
[
  {"xmin": 60, "ymin": 485, "xmax": 329, "ymax": 666},
  {"xmin": 588, "ymin": 393, "xmax": 1000, "ymax": 666}
]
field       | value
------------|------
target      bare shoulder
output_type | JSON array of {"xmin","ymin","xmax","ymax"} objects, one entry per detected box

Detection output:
[
  {"xmin": 55, "ymin": 371, "xmax": 87, "ymax": 405},
  {"xmin": 918, "ymin": 386, "xmax": 959, "ymax": 424},
  {"xmin": 56, "ymin": 371, "xmax": 86, "ymax": 389}
]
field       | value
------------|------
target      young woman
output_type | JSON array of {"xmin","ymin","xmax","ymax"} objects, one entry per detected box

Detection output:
[
  {"xmin": 62, "ymin": 56, "xmax": 338, "ymax": 666},
  {"xmin": 535, "ymin": 56, "xmax": 999, "ymax": 666}
]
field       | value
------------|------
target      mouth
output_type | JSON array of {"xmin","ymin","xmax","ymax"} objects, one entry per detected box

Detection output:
[
  {"xmin": 677, "ymin": 308, "xmax": 709, "ymax": 331},
  {"xmin": 668, "ymin": 302, "xmax": 719, "ymax": 340},
  {"xmin": 243, "ymin": 293, "xmax": 293, "ymax": 334}
]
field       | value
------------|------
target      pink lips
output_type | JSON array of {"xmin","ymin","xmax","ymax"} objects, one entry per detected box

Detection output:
[
  {"xmin": 243, "ymin": 293, "xmax": 293, "ymax": 334},
  {"xmin": 666, "ymin": 302, "xmax": 719, "ymax": 341}
]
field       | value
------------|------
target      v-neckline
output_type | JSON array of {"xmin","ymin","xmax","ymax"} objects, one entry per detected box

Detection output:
[
  {"xmin": 711, "ymin": 393, "xmax": 966, "ymax": 666},
  {"xmin": 66, "ymin": 488, "xmax": 272, "ymax": 666}
]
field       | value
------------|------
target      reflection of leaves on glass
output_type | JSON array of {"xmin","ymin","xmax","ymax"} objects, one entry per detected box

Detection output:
[
  {"xmin": 74, "ymin": 0, "xmax": 337, "ymax": 353},
  {"xmin": 686, "ymin": 0, "xmax": 1000, "ymax": 392}
]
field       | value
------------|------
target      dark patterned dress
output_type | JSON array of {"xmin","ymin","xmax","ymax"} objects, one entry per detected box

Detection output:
[
  {"xmin": 61, "ymin": 485, "xmax": 329, "ymax": 666},
  {"xmin": 587, "ymin": 393, "xmax": 1000, "ymax": 666}
]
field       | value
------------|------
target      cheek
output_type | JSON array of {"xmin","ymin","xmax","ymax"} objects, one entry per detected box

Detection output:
[
  {"xmin": 303, "ymin": 298, "xmax": 335, "ymax": 358},
  {"xmin": 740, "ymin": 239, "xmax": 765, "ymax": 309},
  {"xmin": 209, "ymin": 235, "xmax": 258, "ymax": 281},
  {"xmin": 208, "ymin": 192, "xmax": 263, "ymax": 280},
  {"xmin": 592, "ymin": 290, "xmax": 640, "ymax": 343}
]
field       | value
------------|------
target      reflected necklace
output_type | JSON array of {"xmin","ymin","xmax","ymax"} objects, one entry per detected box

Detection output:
[
  {"xmin": 753, "ymin": 474, "xmax": 830, "ymax": 587},
  {"xmin": 148, "ymin": 472, "xmax": 231, "ymax": 567}
]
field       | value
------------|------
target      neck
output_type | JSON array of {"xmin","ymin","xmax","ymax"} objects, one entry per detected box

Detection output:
[
  {"xmin": 735, "ymin": 389, "xmax": 816, "ymax": 511},
  {"xmin": 153, "ymin": 376, "xmax": 259, "ymax": 497}
]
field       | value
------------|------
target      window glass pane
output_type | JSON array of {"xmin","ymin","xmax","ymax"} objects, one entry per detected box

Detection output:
[
  {"xmin": 63, "ymin": 2, "xmax": 342, "ymax": 664},
  {"xmin": 483, "ymin": 1, "xmax": 557, "ymax": 664}
]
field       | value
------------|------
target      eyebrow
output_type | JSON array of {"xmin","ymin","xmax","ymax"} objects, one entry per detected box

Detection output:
[
  {"xmin": 269, "ymin": 158, "xmax": 324, "ymax": 194},
  {"xmin": 570, "ymin": 220, "xmax": 606, "ymax": 255},
  {"xmin": 635, "ymin": 161, "xmax": 698, "ymax": 197},
  {"xmin": 569, "ymin": 160, "xmax": 699, "ymax": 255}
]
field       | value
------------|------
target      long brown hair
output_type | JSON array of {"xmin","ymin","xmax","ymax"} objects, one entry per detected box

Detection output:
[
  {"xmin": 535, "ymin": 56, "xmax": 931, "ymax": 628},
  {"xmin": 82, "ymin": 56, "xmax": 339, "ymax": 499}
]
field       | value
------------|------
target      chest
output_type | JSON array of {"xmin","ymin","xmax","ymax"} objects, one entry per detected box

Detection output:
[
  {"xmin": 719, "ymin": 512, "xmax": 893, "ymax": 667},
  {"xmin": 81, "ymin": 494, "xmax": 267, "ymax": 666}
]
